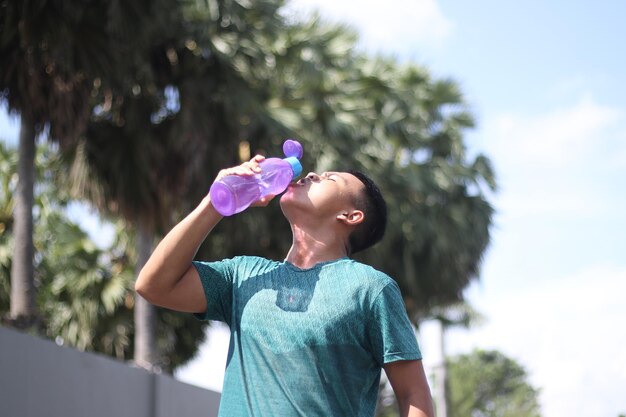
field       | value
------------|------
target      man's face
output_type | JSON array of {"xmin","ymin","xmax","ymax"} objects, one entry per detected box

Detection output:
[{"xmin": 280, "ymin": 171, "xmax": 363, "ymax": 218}]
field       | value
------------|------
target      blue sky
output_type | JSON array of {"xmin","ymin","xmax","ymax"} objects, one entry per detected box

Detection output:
[{"xmin": 2, "ymin": 1, "xmax": 625, "ymax": 416}]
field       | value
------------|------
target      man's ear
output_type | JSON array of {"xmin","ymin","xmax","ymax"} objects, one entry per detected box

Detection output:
[{"xmin": 336, "ymin": 210, "xmax": 364, "ymax": 226}]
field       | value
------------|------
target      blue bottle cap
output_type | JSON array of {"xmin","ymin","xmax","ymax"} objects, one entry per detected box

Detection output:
[{"xmin": 284, "ymin": 156, "xmax": 302, "ymax": 178}]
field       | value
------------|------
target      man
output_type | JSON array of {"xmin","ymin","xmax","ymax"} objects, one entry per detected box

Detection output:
[{"xmin": 136, "ymin": 154, "xmax": 434, "ymax": 417}]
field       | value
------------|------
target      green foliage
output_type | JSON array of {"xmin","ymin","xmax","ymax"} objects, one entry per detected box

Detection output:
[
  {"xmin": 0, "ymin": 142, "xmax": 205, "ymax": 372},
  {"xmin": 447, "ymin": 350, "xmax": 542, "ymax": 417},
  {"xmin": 0, "ymin": 140, "xmax": 16, "ymax": 306}
]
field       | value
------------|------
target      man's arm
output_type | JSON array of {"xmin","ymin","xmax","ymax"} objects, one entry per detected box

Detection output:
[
  {"xmin": 384, "ymin": 360, "xmax": 435, "ymax": 417},
  {"xmin": 135, "ymin": 155, "xmax": 267, "ymax": 313},
  {"xmin": 135, "ymin": 195, "xmax": 221, "ymax": 312}
]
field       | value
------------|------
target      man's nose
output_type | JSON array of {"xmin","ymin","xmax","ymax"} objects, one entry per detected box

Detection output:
[{"xmin": 305, "ymin": 172, "xmax": 321, "ymax": 181}]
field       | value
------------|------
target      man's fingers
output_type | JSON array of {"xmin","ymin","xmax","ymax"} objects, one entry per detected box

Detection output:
[
  {"xmin": 247, "ymin": 155, "xmax": 264, "ymax": 172},
  {"xmin": 238, "ymin": 155, "xmax": 264, "ymax": 174},
  {"xmin": 214, "ymin": 155, "xmax": 266, "ymax": 181}
]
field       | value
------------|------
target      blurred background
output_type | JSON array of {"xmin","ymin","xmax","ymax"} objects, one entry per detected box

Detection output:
[{"xmin": 1, "ymin": 1, "xmax": 624, "ymax": 416}]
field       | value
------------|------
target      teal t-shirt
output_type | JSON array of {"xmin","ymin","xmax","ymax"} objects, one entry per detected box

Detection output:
[{"xmin": 193, "ymin": 256, "xmax": 421, "ymax": 417}]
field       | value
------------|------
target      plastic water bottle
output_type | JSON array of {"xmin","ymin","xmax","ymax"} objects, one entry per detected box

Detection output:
[{"xmin": 209, "ymin": 139, "xmax": 304, "ymax": 216}]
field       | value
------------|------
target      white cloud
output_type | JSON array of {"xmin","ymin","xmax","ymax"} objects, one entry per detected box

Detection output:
[
  {"xmin": 482, "ymin": 97, "xmax": 625, "ymax": 219},
  {"xmin": 446, "ymin": 263, "xmax": 626, "ymax": 417},
  {"xmin": 284, "ymin": 0, "xmax": 453, "ymax": 55},
  {"xmin": 488, "ymin": 96, "xmax": 622, "ymax": 168}
]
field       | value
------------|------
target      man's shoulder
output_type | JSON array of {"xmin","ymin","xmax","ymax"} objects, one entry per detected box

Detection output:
[
  {"xmin": 341, "ymin": 259, "xmax": 395, "ymax": 287},
  {"xmin": 346, "ymin": 259, "xmax": 391, "ymax": 276},
  {"xmin": 229, "ymin": 255, "xmax": 281, "ymax": 276}
]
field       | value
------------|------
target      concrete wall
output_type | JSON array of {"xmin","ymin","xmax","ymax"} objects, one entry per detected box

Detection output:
[{"xmin": 0, "ymin": 326, "xmax": 221, "ymax": 417}]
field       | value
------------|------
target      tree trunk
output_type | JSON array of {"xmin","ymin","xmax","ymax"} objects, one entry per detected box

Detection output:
[
  {"xmin": 433, "ymin": 319, "xmax": 448, "ymax": 417},
  {"xmin": 10, "ymin": 114, "xmax": 36, "ymax": 328},
  {"xmin": 134, "ymin": 222, "xmax": 157, "ymax": 370}
]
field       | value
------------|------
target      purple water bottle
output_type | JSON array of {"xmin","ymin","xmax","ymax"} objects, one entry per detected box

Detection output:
[{"xmin": 209, "ymin": 139, "xmax": 304, "ymax": 216}]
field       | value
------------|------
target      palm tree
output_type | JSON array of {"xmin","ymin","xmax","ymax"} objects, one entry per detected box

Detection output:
[
  {"xmin": 9, "ymin": 113, "xmax": 36, "ymax": 327},
  {"xmin": 0, "ymin": 0, "xmax": 112, "ymax": 327},
  {"xmin": 0, "ymin": 0, "xmax": 200, "ymax": 365},
  {"xmin": 349, "ymin": 60, "xmax": 497, "ymax": 322},
  {"xmin": 68, "ymin": 90, "xmax": 188, "ymax": 369},
  {"xmin": 65, "ymin": 0, "xmax": 296, "ymax": 368}
]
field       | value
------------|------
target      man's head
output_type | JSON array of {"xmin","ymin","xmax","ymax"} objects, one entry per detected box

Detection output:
[{"xmin": 280, "ymin": 170, "xmax": 387, "ymax": 255}]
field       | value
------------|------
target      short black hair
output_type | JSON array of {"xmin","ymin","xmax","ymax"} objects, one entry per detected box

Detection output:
[{"xmin": 347, "ymin": 171, "xmax": 388, "ymax": 255}]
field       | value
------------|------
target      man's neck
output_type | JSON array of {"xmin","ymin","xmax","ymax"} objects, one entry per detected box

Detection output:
[{"xmin": 284, "ymin": 224, "xmax": 348, "ymax": 269}]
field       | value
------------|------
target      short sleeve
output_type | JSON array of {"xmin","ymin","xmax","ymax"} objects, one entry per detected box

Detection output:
[
  {"xmin": 369, "ymin": 281, "xmax": 422, "ymax": 365},
  {"xmin": 192, "ymin": 258, "xmax": 235, "ymax": 325}
]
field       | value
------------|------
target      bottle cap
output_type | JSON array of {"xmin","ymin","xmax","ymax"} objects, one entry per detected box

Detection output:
[{"xmin": 284, "ymin": 157, "xmax": 302, "ymax": 178}]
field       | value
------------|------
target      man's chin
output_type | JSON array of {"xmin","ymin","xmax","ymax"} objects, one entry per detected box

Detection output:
[
  {"xmin": 279, "ymin": 190, "xmax": 304, "ymax": 213},
  {"xmin": 279, "ymin": 192, "xmax": 292, "ymax": 207}
]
